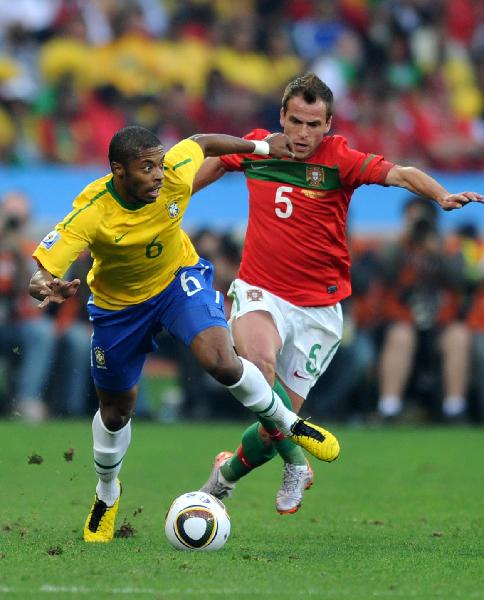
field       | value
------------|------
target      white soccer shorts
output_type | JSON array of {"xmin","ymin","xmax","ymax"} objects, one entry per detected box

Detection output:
[{"xmin": 228, "ymin": 278, "xmax": 343, "ymax": 398}]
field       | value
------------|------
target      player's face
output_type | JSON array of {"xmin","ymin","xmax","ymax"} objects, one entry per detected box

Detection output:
[
  {"xmin": 280, "ymin": 96, "xmax": 332, "ymax": 161},
  {"xmin": 114, "ymin": 146, "xmax": 165, "ymax": 205}
]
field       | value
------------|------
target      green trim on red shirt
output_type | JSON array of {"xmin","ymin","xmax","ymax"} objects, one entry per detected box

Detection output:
[{"xmin": 242, "ymin": 158, "xmax": 342, "ymax": 190}]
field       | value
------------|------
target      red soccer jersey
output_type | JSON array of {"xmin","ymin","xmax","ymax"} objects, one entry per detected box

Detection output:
[{"xmin": 220, "ymin": 129, "xmax": 394, "ymax": 306}]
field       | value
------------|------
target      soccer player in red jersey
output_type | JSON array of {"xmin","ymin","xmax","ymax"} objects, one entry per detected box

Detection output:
[{"xmin": 196, "ymin": 73, "xmax": 484, "ymax": 514}]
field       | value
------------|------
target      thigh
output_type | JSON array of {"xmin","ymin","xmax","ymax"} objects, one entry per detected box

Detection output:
[
  {"xmin": 277, "ymin": 303, "xmax": 344, "ymax": 399},
  {"xmin": 161, "ymin": 259, "xmax": 228, "ymax": 346},
  {"xmin": 232, "ymin": 310, "xmax": 282, "ymax": 363},
  {"xmin": 229, "ymin": 279, "xmax": 287, "ymax": 343}
]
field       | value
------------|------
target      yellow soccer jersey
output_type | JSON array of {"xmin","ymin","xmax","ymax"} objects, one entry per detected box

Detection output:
[{"xmin": 33, "ymin": 138, "xmax": 204, "ymax": 310}]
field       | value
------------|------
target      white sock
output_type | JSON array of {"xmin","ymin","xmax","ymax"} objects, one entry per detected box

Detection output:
[
  {"xmin": 92, "ymin": 410, "xmax": 131, "ymax": 506},
  {"xmin": 378, "ymin": 395, "xmax": 402, "ymax": 417},
  {"xmin": 226, "ymin": 357, "xmax": 297, "ymax": 434},
  {"xmin": 442, "ymin": 396, "xmax": 466, "ymax": 417}
]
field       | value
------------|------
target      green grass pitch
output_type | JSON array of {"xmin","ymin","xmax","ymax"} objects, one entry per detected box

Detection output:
[{"xmin": 0, "ymin": 421, "xmax": 483, "ymax": 599}]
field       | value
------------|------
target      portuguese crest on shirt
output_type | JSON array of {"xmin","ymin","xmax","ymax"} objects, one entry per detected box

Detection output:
[
  {"xmin": 306, "ymin": 165, "xmax": 325, "ymax": 187},
  {"xmin": 247, "ymin": 289, "xmax": 263, "ymax": 302}
]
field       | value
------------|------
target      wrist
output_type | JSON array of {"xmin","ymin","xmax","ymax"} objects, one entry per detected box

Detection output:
[{"xmin": 252, "ymin": 140, "xmax": 270, "ymax": 156}]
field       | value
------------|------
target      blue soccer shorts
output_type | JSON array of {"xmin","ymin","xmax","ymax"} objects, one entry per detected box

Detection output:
[{"xmin": 87, "ymin": 258, "xmax": 227, "ymax": 392}]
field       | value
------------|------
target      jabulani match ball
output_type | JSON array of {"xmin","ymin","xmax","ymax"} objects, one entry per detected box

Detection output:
[{"xmin": 164, "ymin": 491, "xmax": 231, "ymax": 551}]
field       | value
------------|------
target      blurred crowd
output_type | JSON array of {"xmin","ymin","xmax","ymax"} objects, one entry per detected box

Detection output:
[
  {"xmin": 0, "ymin": 0, "xmax": 483, "ymax": 170},
  {"xmin": 1, "ymin": 1, "xmax": 483, "ymax": 424},
  {"xmin": 1, "ymin": 190, "xmax": 483, "ymax": 425}
]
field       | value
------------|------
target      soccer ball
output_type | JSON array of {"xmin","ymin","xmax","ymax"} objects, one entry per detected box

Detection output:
[{"xmin": 164, "ymin": 491, "xmax": 231, "ymax": 551}]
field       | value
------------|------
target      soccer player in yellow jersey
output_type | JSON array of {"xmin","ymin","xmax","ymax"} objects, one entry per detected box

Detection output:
[{"xmin": 28, "ymin": 126, "xmax": 340, "ymax": 542}]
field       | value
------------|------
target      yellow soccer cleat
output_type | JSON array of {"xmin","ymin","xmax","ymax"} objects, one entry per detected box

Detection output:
[
  {"xmin": 83, "ymin": 481, "xmax": 121, "ymax": 543},
  {"xmin": 289, "ymin": 419, "xmax": 340, "ymax": 462}
]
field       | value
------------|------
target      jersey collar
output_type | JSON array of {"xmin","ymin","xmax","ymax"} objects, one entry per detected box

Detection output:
[{"xmin": 106, "ymin": 177, "xmax": 145, "ymax": 211}]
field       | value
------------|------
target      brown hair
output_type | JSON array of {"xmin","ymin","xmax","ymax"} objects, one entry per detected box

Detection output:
[{"xmin": 281, "ymin": 73, "xmax": 334, "ymax": 119}]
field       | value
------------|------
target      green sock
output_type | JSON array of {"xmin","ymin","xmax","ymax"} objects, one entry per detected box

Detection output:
[
  {"xmin": 258, "ymin": 380, "xmax": 306, "ymax": 466},
  {"xmin": 221, "ymin": 422, "xmax": 277, "ymax": 482}
]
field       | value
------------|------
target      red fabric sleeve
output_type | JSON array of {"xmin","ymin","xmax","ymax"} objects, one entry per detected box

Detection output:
[
  {"xmin": 330, "ymin": 135, "xmax": 394, "ymax": 188},
  {"xmin": 220, "ymin": 128, "xmax": 271, "ymax": 171}
]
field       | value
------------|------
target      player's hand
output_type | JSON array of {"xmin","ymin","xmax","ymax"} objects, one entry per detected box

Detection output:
[
  {"xmin": 37, "ymin": 278, "xmax": 81, "ymax": 308},
  {"xmin": 265, "ymin": 133, "xmax": 295, "ymax": 160},
  {"xmin": 439, "ymin": 191, "xmax": 484, "ymax": 211}
]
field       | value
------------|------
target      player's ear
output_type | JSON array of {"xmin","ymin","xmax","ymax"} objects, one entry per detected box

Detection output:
[
  {"xmin": 279, "ymin": 107, "xmax": 285, "ymax": 129},
  {"xmin": 324, "ymin": 116, "xmax": 332, "ymax": 134},
  {"xmin": 111, "ymin": 161, "xmax": 124, "ymax": 178}
]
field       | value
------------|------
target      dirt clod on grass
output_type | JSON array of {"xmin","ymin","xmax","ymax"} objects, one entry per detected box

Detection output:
[
  {"xmin": 47, "ymin": 546, "xmax": 63, "ymax": 556},
  {"xmin": 63, "ymin": 447, "xmax": 75, "ymax": 462},
  {"xmin": 27, "ymin": 453, "xmax": 43, "ymax": 465},
  {"xmin": 115, "ymin": 521, "xmax": 136, "ymax": 538}
]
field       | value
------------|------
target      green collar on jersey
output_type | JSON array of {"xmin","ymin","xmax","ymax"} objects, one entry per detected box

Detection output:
[
  {"xmin": 106, "ymin": 177, "xmax": 146, "ymax": 211},
  {"xmin": 242, "ymin": 158, "xmax": 342, "ymax": 190}
]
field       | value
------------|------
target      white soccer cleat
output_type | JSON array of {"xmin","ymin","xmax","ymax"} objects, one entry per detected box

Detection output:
[
  {"xmin": 199, "ymin": 451, "xmax": 236, "ymax": 500},
  {"xmin": 276, "ymin": 460, "xmax": 314, "ymax": 515}
]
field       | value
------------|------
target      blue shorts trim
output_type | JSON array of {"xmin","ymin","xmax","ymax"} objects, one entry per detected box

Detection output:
[{"xmin": 88, "ymin": 259, "xmax": 227, "ymax": 392}]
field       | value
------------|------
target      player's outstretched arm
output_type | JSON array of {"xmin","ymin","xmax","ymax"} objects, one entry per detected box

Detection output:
[
  {"xmin": 29, "ymin": 266, "xmax": 80, "ymax": 309},
  {"xmin": 385, "ymin": 165, "xmax": 484, "ymax": 211},
  {"xmin": 191, "ymin": 133, "xmax": 295, "ymax": 160},
  {"xmin": 192, "ymin": 133, "xmax": 295, "ymax": 194}
]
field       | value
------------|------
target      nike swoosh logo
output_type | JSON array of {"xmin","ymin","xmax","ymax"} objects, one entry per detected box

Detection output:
[
  {"xmin": 293, "ymin": 371, "xmax": 310, "ymax": 380},
  {"xmin": 251, "ymin": 164, "xmax": 268, "ymax": 170},
  {"xmin": 114, "ymin": 232, "xmax": 128, "ymax": 243}
]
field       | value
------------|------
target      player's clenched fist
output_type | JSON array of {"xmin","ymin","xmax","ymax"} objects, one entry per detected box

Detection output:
[{"xmin": 265, "ymin": 133, "xmax": 295, "ymax": 159}]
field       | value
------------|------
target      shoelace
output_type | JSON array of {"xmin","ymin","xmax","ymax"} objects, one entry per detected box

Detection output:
[
  {"xmin": 213, "ymin": 480, "xmax": 232, "ymax": 496},
  {"xmin": 281, "ymin": 464, "xmax": 307, "ymax": 494}
]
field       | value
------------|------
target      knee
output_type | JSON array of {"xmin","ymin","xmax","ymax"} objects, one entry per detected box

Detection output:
[
  {"xmin": 252, "ymin": 356, "xmax": 276, "ymax": 385},
  {"xmin": 205, "ymin": 356, "xmax": 241, "ymax": 386},
  {"xmin": 98, "ymin": 389, "xmax": 136, "ymax": 431},
  {"xmin": 101, "ymin": 406, "xmax": 132, "ymax": 431},
  {"xmin": 386, "ymin": 322, "xmax": 416, "ymax": 351},
  {"xmin": 443, "ymin": 322, "xmax": 471, "ymax": 352}
]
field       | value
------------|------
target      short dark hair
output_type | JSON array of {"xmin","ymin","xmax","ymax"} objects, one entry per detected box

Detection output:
[
  {"xmin": 109, "ymin": 126, "xmax": 162, "ymax": 165},
  {"xmin": 281, "ymin": 73, "xmax": 334, "ymax": 118}
]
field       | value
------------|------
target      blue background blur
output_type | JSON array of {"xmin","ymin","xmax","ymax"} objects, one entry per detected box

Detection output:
[{"xmin": 1, "ymin": 166, "xmax": 483, "ymax": 233}]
